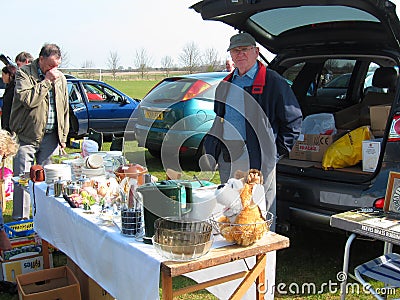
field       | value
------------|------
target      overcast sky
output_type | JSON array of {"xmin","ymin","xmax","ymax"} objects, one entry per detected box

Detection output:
[
  {"xmin": 1, "ymin": 0, "xmax": 236, "ymax": 69},
  {"xmin": 2, "ymin": 0, "xmax": 400, "ymax": 69}
]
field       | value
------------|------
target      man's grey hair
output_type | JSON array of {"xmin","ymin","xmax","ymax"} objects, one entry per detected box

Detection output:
[{"xmin": 39, "ymin": 44, "xmax": 61, "ymax": 59}]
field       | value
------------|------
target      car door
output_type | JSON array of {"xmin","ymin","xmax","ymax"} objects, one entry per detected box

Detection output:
[
  {"xmin": 81, "ymin": 81, "xmax": 135, "ymax": 133},
  {"xmin": 68, "ymin": 81, "xmax": 88, "ymax": 136}
]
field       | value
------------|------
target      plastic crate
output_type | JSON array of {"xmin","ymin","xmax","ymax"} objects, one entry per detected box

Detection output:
[{"xmin": 4, "ymin": 220, "xmax": 34, "ymax": 238}]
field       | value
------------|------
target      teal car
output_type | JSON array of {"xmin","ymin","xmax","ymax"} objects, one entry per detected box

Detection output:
[{"xmin": 135, "ymin": 72, "xmax": 228, "ymax": 160}]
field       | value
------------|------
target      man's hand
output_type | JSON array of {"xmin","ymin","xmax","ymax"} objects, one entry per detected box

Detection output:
[
  {"xmin": 59, "ymin": 143, "xmax": 67, "ymax": 155},
  {"xmin": 45, "ymin": 68, "xmax": 62, "ymax": 82}
]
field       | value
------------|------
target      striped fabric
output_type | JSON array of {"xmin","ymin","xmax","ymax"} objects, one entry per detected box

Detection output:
[{"xmin": 355, "ymin": 253, "xmax": 400, "ymax": 288}]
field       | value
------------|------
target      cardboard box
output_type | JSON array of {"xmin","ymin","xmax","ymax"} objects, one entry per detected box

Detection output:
[
  {"xmin": 2, "ymin": 234, "xmax": 55, "ymax": 262},
  {"xmin": 1, "ymin": 254, "xmax": 53, "ymax": 282},
  {"xmin": 1, "ymin": 234, "xmax": 43, "ymax": 261},
  {"xmin": 2, "ymin": 244, "xmax": 42, "ymax": 261},
  {"xmin": 289, "ymin": 134, "xmax": 334, "ymax": 162},
  {"xmin": 370, "ymin": 105, "xmax": 391, "ymax": 131},
  {"xmin": 87, "ymin": 277, "xmax": 115, "ymax": 300},
  {"xmin": 362, "ymin": 139, "xmax": 381, "ymax": 172},
  {"xmin": 67, "ymin": 258, "xmax": 115, "ymax": 300},
  {"xmin": 17, "ymin": 266, "xmax": 81, "ymax": 300}
]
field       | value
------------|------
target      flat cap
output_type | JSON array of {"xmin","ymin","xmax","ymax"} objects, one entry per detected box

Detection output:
[{"xmin": 227, "ymin": 32, "xmax": 256, "ymax": 51}]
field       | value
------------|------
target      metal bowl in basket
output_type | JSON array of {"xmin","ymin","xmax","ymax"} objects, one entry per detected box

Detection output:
[
  {"xmin": 210, "ymin": 211, "xmax": 273, "ymax": 246},
  {"xmin": 152, "ymin": 217, "xmax": 213, "ymax": 261}
]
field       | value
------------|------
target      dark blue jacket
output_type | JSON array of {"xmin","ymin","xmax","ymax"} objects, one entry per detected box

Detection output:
[{"xmin": 204, "ymin": 61, "xmax": 302, "ymax": 170}]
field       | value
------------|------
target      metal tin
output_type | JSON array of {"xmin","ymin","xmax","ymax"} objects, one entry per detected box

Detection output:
[
  {"xmin": 54, "ymin": 177, "xmax": 66, "ymax": 197},
  {"xmin": 77, "ymin": 174, "xmax": 91, "ymax": 188},
  {"xmin": 65, "ymin": 181, "xmax": 80, "ymax": 196}
]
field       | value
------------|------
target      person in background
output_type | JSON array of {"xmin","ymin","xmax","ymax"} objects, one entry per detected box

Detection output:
[
  {"xmin": 203, "ymin": 32, "xmax": 302, "ymax": 300},
  {"xmin": 15, "ymin": 52, "xmax": 33, "ymax": 68},
  {"xmin": 0, "ymin": 129, "xmax": 19, "ymax": 250},
  {"xmin": 223, "ymin": 58, "xmax": 235, "ymax": 72},
  {"xmin": 1, "ymin": 52, "xmax": 33, "ymax": 132},
  {"xmin": 1, "ymin": 66, "xmax": 15, "ymax": 132},
  {"xmin": 10, "ymin": 44, "xmax": 69, "ymax": 220}
]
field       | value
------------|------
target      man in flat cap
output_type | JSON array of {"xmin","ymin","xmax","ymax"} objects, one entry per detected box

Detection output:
[{"xmin": 203, "ymin": 32, "xmax": 302, "ymax": 299}]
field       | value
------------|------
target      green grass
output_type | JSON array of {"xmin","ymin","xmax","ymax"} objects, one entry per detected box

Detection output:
[{"xmin": 104, "ymin": 79, "xmax": 159, "ymax": 100}]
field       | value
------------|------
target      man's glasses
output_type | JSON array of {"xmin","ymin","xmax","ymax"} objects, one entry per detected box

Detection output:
[{"xmin": 230, "ymin": 47, "xmax": 255, "ymax": 55}]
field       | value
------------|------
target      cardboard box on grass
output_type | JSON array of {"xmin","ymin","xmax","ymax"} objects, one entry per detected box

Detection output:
[
  {"xmin": 1, "ymin": 254, "xmax": 53, "ymax": 282},
  {"xmin": 362, "ymin": 139, "xmax": 382, "ymax": 172},
  {"xmin": 289, "ymin": 134, "xmax": 334, "ymax": 162},
  {"xmin": 16, "ymin": 266, "xmax": 80, "ymax": 300},
  {"xmin": 67, "ymin": 257, "xmax": 115, "ymax": 300}
]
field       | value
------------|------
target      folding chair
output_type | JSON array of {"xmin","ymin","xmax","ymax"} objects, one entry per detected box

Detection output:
[
  {"xmin": 354, "ymin": 252, "xmax": 400, "ymax": 300},
  {"xmin": 88, "ymin": 128, "xmax": 103, "ymax": 151},
  {"xmin": 110, "ymin": 134, "xmax": 124, "ymax": 152}
]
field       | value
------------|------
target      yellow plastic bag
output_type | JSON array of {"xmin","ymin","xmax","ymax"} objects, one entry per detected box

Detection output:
[{"xmin": 322, "ymin": 126, "xmax": 371, "ymax": 170}]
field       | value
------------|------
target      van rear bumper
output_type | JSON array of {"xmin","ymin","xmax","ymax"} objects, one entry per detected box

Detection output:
[{"xmin": 288, "ymin": 206, "xmax": 335, "ymax": 231}]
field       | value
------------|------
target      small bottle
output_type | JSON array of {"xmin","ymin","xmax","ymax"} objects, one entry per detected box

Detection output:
[{"xmin": 54, "ymin": 177, "xmax": 65, "ymax": 197}]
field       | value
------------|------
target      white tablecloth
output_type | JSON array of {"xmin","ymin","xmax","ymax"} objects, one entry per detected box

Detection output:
[{"xmin": 31, "ymin": 181, "xmax": 260, "ymax": 300}]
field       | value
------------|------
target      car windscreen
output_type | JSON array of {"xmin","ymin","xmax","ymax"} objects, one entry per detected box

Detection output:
[{"xmin": 143, "ymin": 78, "xmax": 196, "ymax": 102}]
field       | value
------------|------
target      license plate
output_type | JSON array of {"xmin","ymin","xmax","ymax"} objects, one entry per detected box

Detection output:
[{"xmin": 144, "ymin": 110, "xmax": 163, "ymax": 120}]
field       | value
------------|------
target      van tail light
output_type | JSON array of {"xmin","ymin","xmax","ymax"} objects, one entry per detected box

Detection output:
[
  {"xmin": 373, "ymin": 197, "xmax": 385, "ymax": 209},
  {"xmin": 388, "ymin": 115, "xmax": 400, "ymax": 142},
  {"xmin": 182, "ymin": 80, "xmax": 211, "ymax": 101}
]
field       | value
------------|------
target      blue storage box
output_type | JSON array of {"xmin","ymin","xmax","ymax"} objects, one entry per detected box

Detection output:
[{"xmin": 4, "ymin": 220, "xmax": 34, "ymax": 238}]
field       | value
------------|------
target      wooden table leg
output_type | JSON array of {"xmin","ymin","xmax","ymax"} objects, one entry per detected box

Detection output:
[
  {"xmin": 161, "ymin": 270, "xmax": 173, "ymax": 300},
  {"xmin": 255, "ymin": 254, "xmax": 266, "ymax": 300},
  {"xmin": 42, "ymin": 239, "xmax": 50, "ymax": 269},
  {"xmin": 229, "ymin": 254, "xmax": 267, "ymax": 300}
]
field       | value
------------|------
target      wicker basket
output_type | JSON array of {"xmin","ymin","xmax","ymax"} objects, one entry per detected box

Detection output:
[{"xmin": 210, "ymin": 211, "xmax": 273, "ymax": 246}]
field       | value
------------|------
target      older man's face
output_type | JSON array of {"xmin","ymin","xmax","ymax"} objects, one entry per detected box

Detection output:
[
  {"xmin": 39, "ymin": 55, "xmax": 61, "ymax": 74},
  {"xmin": 230, "ymin": 46, "xmax": 259, "ymax": 75}
]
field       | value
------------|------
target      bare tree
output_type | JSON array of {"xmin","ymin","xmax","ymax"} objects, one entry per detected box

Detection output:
[
  {"xmin": 179, "ymin": 41, "xmax": 201, "ymax": 74},
  {"xmin": 203, "ymin": 47, "xmax": 219, "ymax": 72},
  {"xmin": 82, "ymin": 60, "xmax": 95, "ymax": 79},
  {"xmin": 107, "ymin": 51, "xmax": 120, "ymax": 80},
  {"xmin": 161, "ymin": 55, "xmax": 174, "ymax": 77},
  {"xmin": 134, "ymin": 48, "xmax": 152, "ymax": 79}
]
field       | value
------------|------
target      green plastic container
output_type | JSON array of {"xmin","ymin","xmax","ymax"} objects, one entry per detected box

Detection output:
[{"xmin": 137, "ymin": 181, "xmax": 192, "ymax": 243}]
